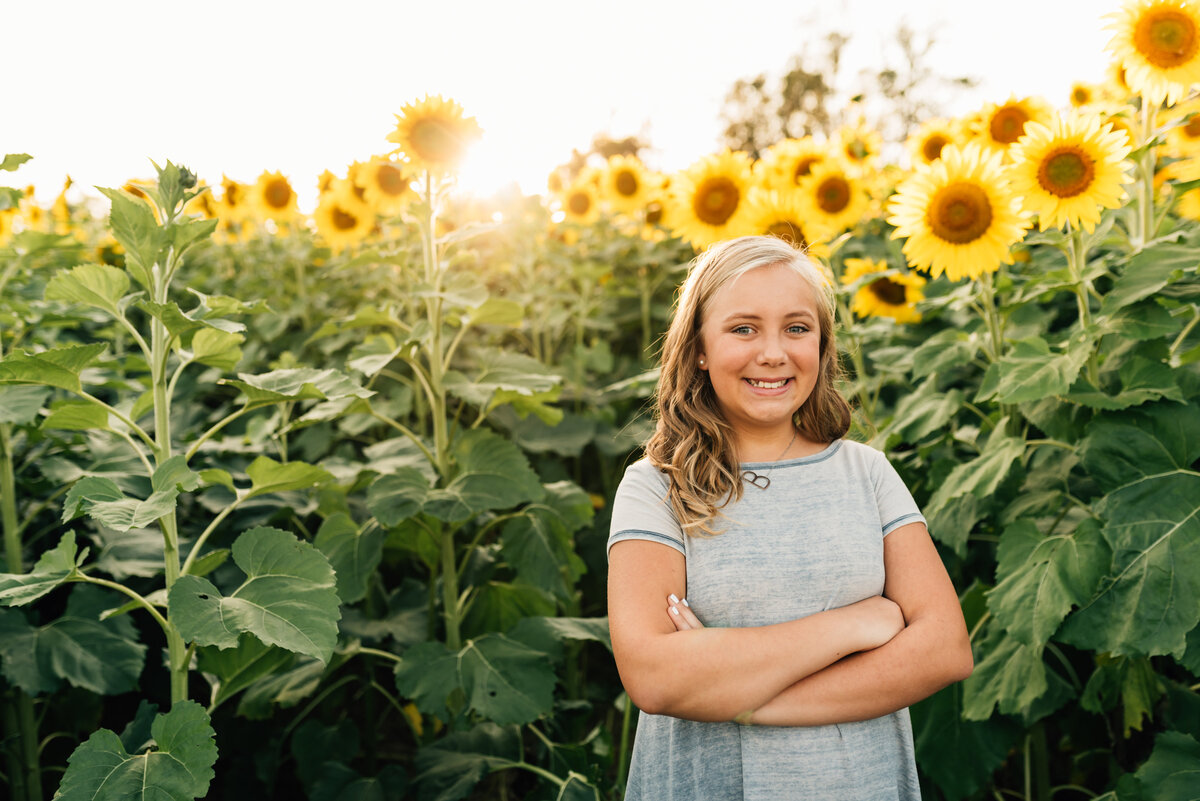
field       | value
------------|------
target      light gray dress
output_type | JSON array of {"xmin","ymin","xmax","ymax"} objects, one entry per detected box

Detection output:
[{"xmin": 608, "ymin": 439, "xmax": 925, "ymax": 801}]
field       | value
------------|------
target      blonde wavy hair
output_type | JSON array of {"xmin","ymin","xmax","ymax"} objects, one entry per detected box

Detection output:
[{"xmin": 645, "ymin": 236, "xmax": 852, "ymax": 536}]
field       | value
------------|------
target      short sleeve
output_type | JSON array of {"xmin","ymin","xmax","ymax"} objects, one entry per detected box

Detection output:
[
  {"xmin": 871, "ymin": 450, "xmax": 926, "ymax": 536},
  {"xmin": 607, "ymin": 458, "xmax": 686, "ymax": 559}
]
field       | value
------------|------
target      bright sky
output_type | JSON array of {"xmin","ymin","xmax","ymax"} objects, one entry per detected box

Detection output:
[{"xmin": 7, "ymin": 0, "xmax": 1118, "ymax": 211}]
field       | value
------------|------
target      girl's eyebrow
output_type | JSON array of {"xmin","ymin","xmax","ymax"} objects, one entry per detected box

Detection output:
[{"xmin": 721, "ymin": 309, "xmax": 817, "ymax": 322}]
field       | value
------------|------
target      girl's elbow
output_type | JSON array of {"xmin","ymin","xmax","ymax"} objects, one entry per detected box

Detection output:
[{"xmin": 947, "ymin": 640, "xmax": 974, "ymax": 683}]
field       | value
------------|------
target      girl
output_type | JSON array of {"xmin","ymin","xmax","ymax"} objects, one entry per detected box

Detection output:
[{"xmin": 607, "ymin": 236, "xmax": 972, "ymax": 800}]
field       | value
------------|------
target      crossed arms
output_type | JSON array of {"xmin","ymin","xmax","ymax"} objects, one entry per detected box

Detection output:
[{"xmin": 606, "ymin": 521, "xmax": 973, "ymax": 725}]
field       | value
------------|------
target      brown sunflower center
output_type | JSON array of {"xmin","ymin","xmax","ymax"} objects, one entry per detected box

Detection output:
[
  {"xmin": 766, "ymin": 220, "xmax": 808, "ymax": 248},
  {"xmin": 868, "ymin": 277, "xmax": 907, "ymax": 306},
  {"xmin": 1185, "ymin": 114, "xmax": 1200, "ymax": 139},
  {"xmin": 693, "ymin": 177, "xmax": 740, "ymax": 225},
  {"xmin": 409, "ymin": 118, "xmax": 463, "ymax": 164},
  {"xmin": 1071, "ymin": 86, "xmax": 1092, "ymax": 106},
  {"xmin": 922, "ymin": 135, "xmax": 949, "ymax": 163},
  {"xmin": 1135, "ymin": 9, "xmax": 1199, "ymax": 68},
  {"xmin": 990, "ymin": 106, "xmax": 1032, "ymax": 145},
  {"xmin": 332, "ymin": 206, "xmax": 360, "ymax": 231},
  {"xmin": 816, "ymin": 176, "xmax": 851, "ymax": 214},
  {"xmin": 615, "ymin": 169, "xmax": 639, "ymax": 197},
  {"xmin": 793, "ymin": 156, "xmax": 822, "ymax": 182},
  {"xmin": 645, "ymin": 201, "xmax": 664, "ymax": 225},
  {"xmin": 224, "ymin": 184, "xmax": 242, "ymax": 206},
  {"xmin": 1038, "ymin": 148, "xmax": 1096, "ymax": 198},
  {"xmin": 264, "ymin": 178, "xmax": 292, "ymax": 210},
  {"xmin": 568, "ymin": 191, "xmax": 592, "ymax": 216},
  {"xmin": 928, "ymin": 182, "xmax": 994, "ymax": 244},
  {"xmin": 377, "ymin": 164, "xmax": 409, "ymax": 196},
  {"xmin": 845, "ymin": 139, "xmax": 869, "ymax": 161}
]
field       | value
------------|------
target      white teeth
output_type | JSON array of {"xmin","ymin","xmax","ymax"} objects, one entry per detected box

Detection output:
[{"xmin": 746, "ymin": 378, "xmax": 788, "ymax": 388}]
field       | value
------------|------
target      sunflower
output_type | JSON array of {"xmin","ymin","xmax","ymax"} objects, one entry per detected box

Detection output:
[
  {"xmin": 755, "ymin": 137, "xmax": 830, "ymax": 191},
  {"xmin": 51, "ymin": 176, "xmax": 72, "ymax": 234},
  {"xmin": 217, "ymin": 175, "xmax": 251, "ymax": 222},
  {"xmin": 1009, "ymin": 112, "xmax": 1133, "ymax": 232},
  {"xmin": 560, "ymin": 179, "xmax": 601, "ymax": 225},
  {"xmin": 355, "ymin": 156, "xmax": 415, "ymax": 215},
  {"xmin": 0, "ymin": 208, "xmax": 16, "ymax": 245},
  {"xmin": 742, "ymin": 188, "xmax": 832, "ymax": 259},
  {"xmin": 317, "ymin": 169, "xmax": 337, "ymax": 195},
  {"xmin": 1092, "ymin": 103, "xmax": 1141, "ymax": 150},
  {"xmin": 906, "ymin": 118, "xmax": 959, "ymax": 166},
  {"xmin": 1069, "ymin": 82, "xmax": 1099, "ymax": 107},
  {"xmin": 841, "ymin": 257, "xmax": 926, "ymax": 323},
  {"xmin": 1170, "ymin": 155, "xmax": 1200, "ymax": 216},
  {"xmin": 251, "ymin": 170, "xmax": 299, "ymax": 222},
  {"xmin": 971, "ymin": 95, "xmax": 1056, "ymax": 158},
  {"xmin": 386, "ymin": 94, "xmax": 482, "ymax": 175},
  {"xmin": 601, "ymin": 155, "xmax": 656, "ymax": 214},
  {"xmin": 313, "ymin": 179, "xmax": 374, "ymax": 251},
  {"xmin": 1106, "ymin": 0, "xmax": 1200, "ymax": 106},
  {"xmin": 1164, "ymin": 97, "xmax": 1200, "ymax": 155},
  {"xmin": 835, "ymin": 122, "xmax": 883, "ymax": 171},
  {"xmin": 667, "ymin": 149, "xmax": 756, "ymax": 249},
  {"xmin": 886, "ymin": 143, "xmax": 1030, "ymax": 281},
  {"xmin": 1106, "ymin": 58, "xmax": 1135, "ymax": 99},
  {"xmin": 185, "ymin": 182, "xmax": 218, "ymax": 219},
  {"xmin": 798, "ymin": 159, "xmax": 869, "ymax": 233}
]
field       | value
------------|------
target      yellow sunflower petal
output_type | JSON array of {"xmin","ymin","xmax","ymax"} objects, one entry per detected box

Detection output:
[
  {"xmin": 798, "ymin": 159, "xmax": 869, "ymax": 234},
  {"xmin": 600, "ymin": 155, "xmax": 658, "ymax": 214},
  {"xmin": 560, "ymin": 179, "xmax": 601, "ymax": 225},
  {"xmin": 841, "ymin": 257, "xmax": 926, "ymax": 324},
  {"xmin": 742, "ymin": 188, "xmax": 833, "ymax": 259},
  {"xmin": 886, "ymin": 143, "xmax": 1030, "ymax": 281},
  {"xmin": 906, "ymin": 118, "xmax": 960, "ymax": 167},
  {"xmin": 386, "ymin": 94, "xmax": 482, "ymax": 175},
  {"xmin": 971, "ymin": 96, "xmax": 1056, "ymax": 160},
  {"xmin": 1106, "ymin": 0, "xmax": 1200, "ymax": 106},
  {"xmin": 356, "ymin": 156, "xmax": 416, "ymax": 216},
  {"xmin": 1009, "ymin": 112, "xmax": 1133, "ymax": 232},
  {"xmin": 251, "ymin": 170, "xmax": 299, "ymax": 222},
  {"xmin": 314, "ymin": 179, "xmax": 375, "ymax": 251},
  {"xmin": 666, "ymin": 149, "xmax": 756, "ymax": 249},
  {"xmin": 755, "ymin": 137, "xmax": 831, "ymax": 191}
]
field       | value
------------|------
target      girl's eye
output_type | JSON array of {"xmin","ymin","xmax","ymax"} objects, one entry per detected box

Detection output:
[
  {"xmin": 732, "ymin": 325, "xmax": 753, "ymax": 334},
  {"xmin": 788, "ymin": 325, "xmax": 810, "ymax": 334}
]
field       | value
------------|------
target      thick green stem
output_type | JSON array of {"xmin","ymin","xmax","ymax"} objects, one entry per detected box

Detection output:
[
  {"xmin": 1, "ymin": 424, "xmax": 21, "ymax": 573},
  {"xmin": 978, "ymin": 272, "xmax": 1005, "ymax": 363},
  {"xmin": 2, "ymin": 429, "xmax": 43, "ymax": 801},
  {"xmin": 441, "ymin": 525, "xmax": 461, "ymax": 651},
  {"xmin": 150, "ymin": 258, "xmax": 189, "ymax": 707},
  {"xmin": 1067, "ymin": 228, "xmax": 1100, "ymax": 385},
  {"xmin": 1139, "ymin": 95, "xmax": 1156, "ymax": 247}
]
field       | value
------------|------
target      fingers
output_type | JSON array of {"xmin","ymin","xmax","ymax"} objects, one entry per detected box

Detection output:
[{"xmin": 666, "ymin": 594, "xmax": 705, "ymax": 630}]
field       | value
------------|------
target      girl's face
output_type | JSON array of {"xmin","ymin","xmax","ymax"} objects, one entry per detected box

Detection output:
[{"xmin": 697, "ymin": 263, "xmax": 822, "ymax": 444}]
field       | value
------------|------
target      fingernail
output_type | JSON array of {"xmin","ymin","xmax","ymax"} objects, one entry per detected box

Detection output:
[
  {"xmin": 682, "ymin": 598, "xmax": 690, "ymax": 608},
  {"xmin": 668, "ymin": 594, "xmax": 679, "ymax": 604},
  {"xmin": 670, "ymin": 606, "xmax": 679, "ymax": 616}
]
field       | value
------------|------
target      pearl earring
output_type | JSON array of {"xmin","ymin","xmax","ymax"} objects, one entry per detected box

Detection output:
[{"xmin": 698, "ymin": 358, "xmax": 706, "ymax": 367}]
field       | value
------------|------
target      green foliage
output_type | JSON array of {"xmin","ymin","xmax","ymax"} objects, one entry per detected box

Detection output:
[
  {"xmin": 169, "ymin": 526, "xmax": 341, "ymax": 662},
  {"xmin": 54, "ymin": 701, "xmax": 217, "ymax": 801}
]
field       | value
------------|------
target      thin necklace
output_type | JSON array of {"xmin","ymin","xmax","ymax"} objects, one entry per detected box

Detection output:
[{"xmin": 741, "ymin": 428, "xmax": 798, "ymax": 490}]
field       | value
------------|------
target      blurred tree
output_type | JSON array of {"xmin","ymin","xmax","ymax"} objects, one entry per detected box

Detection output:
[{"xmin": 720, "ymin": 24, "xmax": 976, "ymax": 158}]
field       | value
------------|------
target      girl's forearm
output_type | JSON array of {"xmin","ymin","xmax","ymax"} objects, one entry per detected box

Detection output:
[
  {"xmin": 622, "ymin": 598, "xmax": 900, "ymax": 722},
  {"xmin": 749, "ymin": 614, "xmax": 974, "ymax": 727}
]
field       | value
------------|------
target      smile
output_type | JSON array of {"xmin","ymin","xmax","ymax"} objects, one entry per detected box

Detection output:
[{"xmin": 745, "ymin": 378, "xmax": 791, "ymax": 389}]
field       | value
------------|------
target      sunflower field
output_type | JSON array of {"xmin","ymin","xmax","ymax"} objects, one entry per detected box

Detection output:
[{"xmin": 3, "ymin": 2, "xmax": 1200, "ymax": 800}]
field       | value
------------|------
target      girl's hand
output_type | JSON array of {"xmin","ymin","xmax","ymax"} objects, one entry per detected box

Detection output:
[{"xmin": 666, "ymin": 594, "xmax": 704, "ymax": 631}]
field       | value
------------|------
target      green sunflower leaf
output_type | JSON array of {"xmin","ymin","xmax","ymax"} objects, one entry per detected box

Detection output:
[
  {"xmin": 54, "ymin": 700, "xmax": 217, "ymax": 801},
  {"xmin": 168, "ymin": 526, "xmax": 340, "ymax": 663}
]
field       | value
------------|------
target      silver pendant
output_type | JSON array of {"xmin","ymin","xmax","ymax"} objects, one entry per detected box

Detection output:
[{"xmin": 742, "ymin": 471, "xmax": 770, "ymax": 490}]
